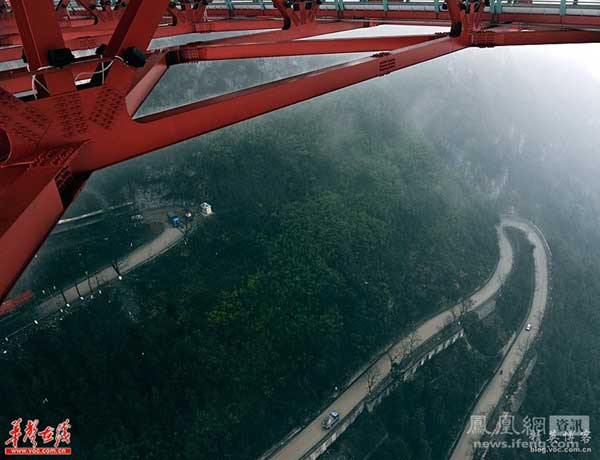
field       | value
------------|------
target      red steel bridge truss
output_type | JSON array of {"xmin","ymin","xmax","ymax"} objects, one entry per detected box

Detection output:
[{"xmin": 0, "ymin": 0, "xmax": 599, "ymax": 301}]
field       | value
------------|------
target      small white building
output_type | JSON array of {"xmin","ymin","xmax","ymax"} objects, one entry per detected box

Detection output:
[{"xmin": 200, "ymin": 202, "xmax": 213, "ymax": 216}]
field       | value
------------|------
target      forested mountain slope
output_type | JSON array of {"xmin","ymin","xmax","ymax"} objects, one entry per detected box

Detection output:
[{"xmin": 0, "ymin": 56, "xmax": 498, "ymax": 460}]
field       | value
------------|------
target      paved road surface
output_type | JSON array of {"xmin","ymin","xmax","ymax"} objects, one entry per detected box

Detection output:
[
  {"xmin": 269, "ymin": 224, "xmax": 515, "ymax": 460},
  {"xmin": 1, "ymin": 225, "xmax": 183, "ymax": 340},
  {"xmin": 449, "ymin": 218, "xmax": 549, "ymax": 460},
  {"xmin": 52, "ymin": 205, "xmax": 182, "ymax": 235}
]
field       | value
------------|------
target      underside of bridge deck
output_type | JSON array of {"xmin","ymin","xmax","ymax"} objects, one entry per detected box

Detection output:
[{"xmin": 0, "ymin": 0, "xmax": 598, "ymax": 301}]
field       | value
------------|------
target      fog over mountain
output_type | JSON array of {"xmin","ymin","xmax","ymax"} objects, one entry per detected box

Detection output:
[{"xmin": 4, "ymin": 24, "xmax": 600, "ymax": 460}]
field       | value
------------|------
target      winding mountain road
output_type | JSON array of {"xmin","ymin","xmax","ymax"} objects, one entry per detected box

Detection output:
[
  {"xmin": 268, "ymin": 221, "xmax": 517, "ymax": 460},
  {"xmin": 449, "ymin": 217, "xmax": 550, "ymax": 460},
  {"xmin": 1, "ymin": 210, "xmax": 187, "ymax": 341}
]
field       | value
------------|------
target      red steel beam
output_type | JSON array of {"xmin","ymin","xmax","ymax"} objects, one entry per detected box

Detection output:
[
  {"xmin": 0, "ymin": 52, "xmax": 121, "ymax": 94},
  {"xmin": 3, "ymin": 3, "xmax": 600, "ymax": 67},
  {"xmin": 202, "ymin": 6, "xmax": 600, "ymax": 29},
  {"xmin": 125, "ymin": 51, "xmax": 169, "ymax": 114},
  {"xmin": 209, "ymin": 6, "xmax": 451, "ymax": 23},
  {"xmin": 0, "ymin": 166, "xmax": 86, "ymax": 304},
  {"xmin": 191, "ymin": 20, "xmax": 374, "ymax": 45},
  {"xmin": 0, "ymin": 15, "xmax": 97, "ymax": 45},
  {"xmin": 195, "ymin": 18, "xmax": 284, "ymax": 32},
  {"xmin": 472, "ymin": 28, "xmax": 600, "ymax": 46},
  {"xmin": 10, "ymin": 0, "xmax": 66, "ymax": 68},
  {"xmin": 0, "ymin": 21, "xmax": 375, "ymax": 95},
  {"xmin": 0, "ymin": 17, "xmax": 286, "ymax": 64},
  {"xmin": 0, "ymin": 34, "xmax": 467, "ymax": 301},
  {"xmin": 1, "ymin": 0, "xmax": 600, "ymax": 304},
  {"xmin": 1, "ymin": 24, "xmax": 595, "ymax": 95},
  {"xmin": 0, "ymin": 46, "xmax": 21, "ymax": 62},
  {"xmin": 104, "ymin": 0, "xmax": 171, "ymax": 57},
  {"xmin": 74, "ymin": 36, "xmax": 467, "ymax": 172},
  {"xmin": 172, "ymin": 34, "xmax": 442, "ymax": 60},
  {"xmin": 10, "ymin": 0, "xmax": 75, "ymax": 94},
  {"xmin": 203, "ymin": 6, "xmax": 600, "ymax": 30},
  {"xmin": 486, "ymin": 11, "xmax": 600, "ymax": 28},
  {"xmin": 0, "ymin": 18, "xmax": 376, "ymax": 68}
]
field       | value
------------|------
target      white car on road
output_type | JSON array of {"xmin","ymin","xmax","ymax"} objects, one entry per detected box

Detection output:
[{"xmin": 322, "ymin": 411, "xmax": 340, "ymax": 430}]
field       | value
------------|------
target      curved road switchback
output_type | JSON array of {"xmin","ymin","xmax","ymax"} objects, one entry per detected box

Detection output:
[
  {"xmin": 268, "ymin": 223, "xmax": 515, "ymax": 460},
  {"xmin": 449, "ymin": 218, "xmax": 550, "ymax": 460}
]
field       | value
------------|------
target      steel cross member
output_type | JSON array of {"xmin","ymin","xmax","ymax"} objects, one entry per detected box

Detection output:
[{"xmin": 0, "ymin": 0, "xmax": 600, "ymax": 301}]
